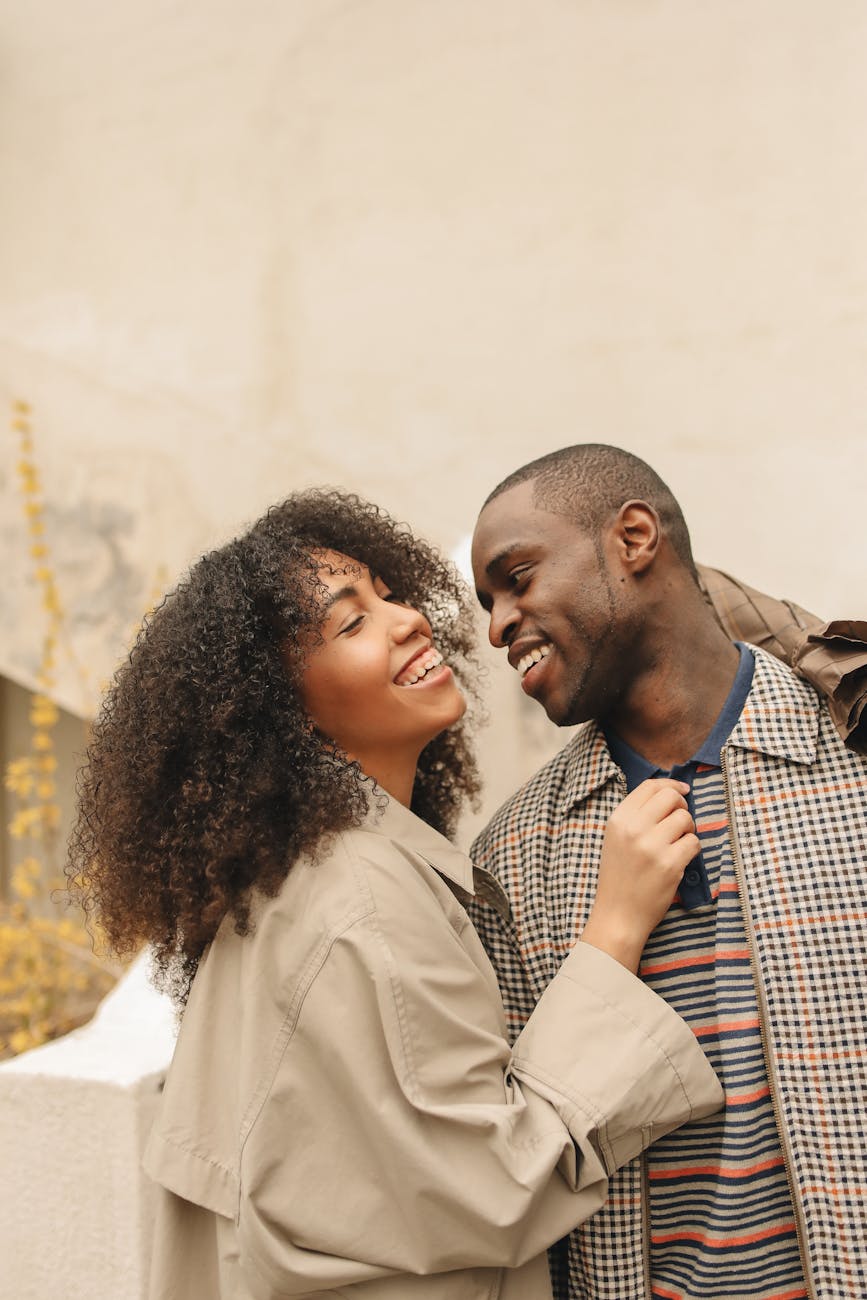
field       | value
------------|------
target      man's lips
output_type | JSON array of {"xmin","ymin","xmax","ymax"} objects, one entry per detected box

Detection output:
[
  {"xmin": 507, "ymin": 641, "xmax": 554, "ymax": 698},
  {"xmin": 510, "ymin": 641, "xmax": 553, "ymax": 677}
]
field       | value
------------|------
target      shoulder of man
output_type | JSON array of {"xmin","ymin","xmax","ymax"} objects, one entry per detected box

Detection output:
[
  {"xmin": 699, "ymin": 564, "xmax": 866, "ymax": 757},
  {"xmin": 471, "ymin": 723, "xmax": 608, "ymax": 868},
  {"xmin": 741, "ymin": 646, "xmax": 867, "ymax": 780}
]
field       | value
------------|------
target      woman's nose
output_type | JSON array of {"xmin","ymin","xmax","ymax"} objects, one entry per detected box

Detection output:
[{"xmin": 389, "ymin": 601, "xmax": 428, "ymax": 641}]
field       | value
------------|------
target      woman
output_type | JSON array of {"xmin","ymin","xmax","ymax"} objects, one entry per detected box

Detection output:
[{"xmin": 68, "ymin": 489, "xmax": 722, "ymax": 1300}]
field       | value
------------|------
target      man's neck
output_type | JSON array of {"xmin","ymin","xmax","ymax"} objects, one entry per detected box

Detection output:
[{"xmin": 604, "ymin": 623, "xmax": 741, "ymax": 771}]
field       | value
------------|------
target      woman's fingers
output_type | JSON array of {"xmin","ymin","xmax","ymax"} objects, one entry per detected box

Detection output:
[
  {"xmin": 623, "ymin": 777, "xmax": 690, "ymax": 811},
  {"xmin": 582, "ymin": 778, "xmax": 702, "ymax": 972}
]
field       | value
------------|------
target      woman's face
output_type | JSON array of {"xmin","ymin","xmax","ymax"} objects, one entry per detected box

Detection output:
[{"xmin": 299, "ymin": 551, "xmax": 467, "ymax": 801}]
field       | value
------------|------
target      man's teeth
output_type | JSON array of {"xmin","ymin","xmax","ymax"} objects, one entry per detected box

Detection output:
[
  {"xmin": 517, "ymin": 644, "xmax": 551, "ymax": 678},
  {"xmin": 397, "ymin": 648, "xmax": 443, "ymax": 686}
]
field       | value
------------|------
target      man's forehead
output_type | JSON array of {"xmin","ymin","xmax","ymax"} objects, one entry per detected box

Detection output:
[
  {"xmin": 474, "ymin": 481, "xmax": 536, "ymax": 535},
  {"xmin": 473, "ymin": 483, "xmax": 573, "ymax": 557}
]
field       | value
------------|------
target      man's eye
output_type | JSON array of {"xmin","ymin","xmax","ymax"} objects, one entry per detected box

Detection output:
[{"xmin": 509, "ymin": 566, "xmax": 531, "ymax": 588}]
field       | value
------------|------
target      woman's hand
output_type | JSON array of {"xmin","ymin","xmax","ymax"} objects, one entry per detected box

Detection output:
[{"xmin": 580, "ymin": 779, "xmax": 699, "ymax": 974}]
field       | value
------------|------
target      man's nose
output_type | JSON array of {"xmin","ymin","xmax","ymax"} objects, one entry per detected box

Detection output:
[{"xmin": 487, "ymin": 598, "xmax": 518, "ymax": 649}]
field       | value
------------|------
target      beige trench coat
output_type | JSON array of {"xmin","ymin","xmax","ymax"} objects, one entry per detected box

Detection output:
[{"xmin": 144, "ymin": 796, "xmax": 722, "ymax": 1299}]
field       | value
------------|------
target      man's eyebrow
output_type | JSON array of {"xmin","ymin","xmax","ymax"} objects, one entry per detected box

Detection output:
[{"xmin": 482, "ymin": 542, "xmax": 522, "ymax": 580}]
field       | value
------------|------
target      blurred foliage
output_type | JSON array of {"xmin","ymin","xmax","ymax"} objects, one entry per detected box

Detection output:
[{"xmin": 1, "ymin": 400, "xmax": 122, "ymax": 1060}]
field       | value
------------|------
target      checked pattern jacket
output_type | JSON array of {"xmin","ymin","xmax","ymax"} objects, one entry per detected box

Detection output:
[{"xmin": 469, "ymin": 649, "xmax": 867, "ymax": 1300}]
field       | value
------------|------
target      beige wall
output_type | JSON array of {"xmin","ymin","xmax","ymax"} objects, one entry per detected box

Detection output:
[{"xmin": 1, "ymin": 0, "xmax": 866, "ymax": 824}]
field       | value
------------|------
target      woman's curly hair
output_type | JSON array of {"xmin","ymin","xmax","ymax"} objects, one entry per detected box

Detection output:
[{"xmin": 67, "ymin": 489, "xmax": 483, "ymax": 1005}]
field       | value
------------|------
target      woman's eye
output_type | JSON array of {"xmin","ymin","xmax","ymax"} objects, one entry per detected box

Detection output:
[
  {"xmin": 339, "ymin": 614, "xmax": 365, "ymax": 636},
  {"xmin": 509, "ymin": 566, "xmax": 531, "ymax": 588}
]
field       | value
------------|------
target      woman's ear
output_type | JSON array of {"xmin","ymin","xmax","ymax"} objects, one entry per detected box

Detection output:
[{"xmin": 613, "ymin": 500, "xmax": 660, "ymax": 574}]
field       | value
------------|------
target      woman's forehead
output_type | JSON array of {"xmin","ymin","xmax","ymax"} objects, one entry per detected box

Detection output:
[{"xmin": 309, "ymin": 548, "xmax": 365, "ymax": 579}]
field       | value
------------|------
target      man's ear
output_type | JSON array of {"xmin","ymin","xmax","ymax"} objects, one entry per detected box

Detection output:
[{"xmin": 612, "ymin": 500, "xmax": 660, "ymax": 574}]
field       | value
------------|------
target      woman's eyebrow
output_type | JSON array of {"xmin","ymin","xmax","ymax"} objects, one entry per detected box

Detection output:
[{"xmin": 322, "ymin": 583, "xmax": 360, "ymax": 612}]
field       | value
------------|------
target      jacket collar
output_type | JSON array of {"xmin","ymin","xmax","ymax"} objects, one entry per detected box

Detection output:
[
  {"xmin": 560, "ymin": 722, "xmax": 625, "ymax": 810},
  {"xmin": 558, "ymin": 644, "xmax": 819, "ymax": 805},
  {"xmin": 362, "ymin": 794, "xmax": 475, "ymax": 890},
  {"xmin": 362, "ymin": 794, "xmax": 512, "ymax": 921},
  {"xmin": 727, "ymin": 645, "xmax": 819, "ymax": 766}
]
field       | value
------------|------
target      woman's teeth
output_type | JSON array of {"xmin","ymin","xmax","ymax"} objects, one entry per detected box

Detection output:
[
  {"xmin": 517, "ymin": 644, "xmax": 551, "ymax": 678},
  {"xmin": 397, "ymin": 648, "xmax": 443, "ymax": 686}
]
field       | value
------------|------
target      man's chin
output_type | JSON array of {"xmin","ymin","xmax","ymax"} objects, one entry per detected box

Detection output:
[
  {"xmin": 547, "ymin": 690, "xmax": 595, "ymax": 729},
  {"xmin": 537, "ymin": 691, "xmax": 581, "ymax": 728}
]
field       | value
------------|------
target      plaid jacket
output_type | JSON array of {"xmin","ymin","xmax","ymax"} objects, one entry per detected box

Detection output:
[{"xmin": 469, "ymin": 649, "xmax": 867, "ymax": 1299}]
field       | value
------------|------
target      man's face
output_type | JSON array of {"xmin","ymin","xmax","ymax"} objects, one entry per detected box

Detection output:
[{"xmin": 471, "ymin": 480, "xmax": 640, "ymax": 727}]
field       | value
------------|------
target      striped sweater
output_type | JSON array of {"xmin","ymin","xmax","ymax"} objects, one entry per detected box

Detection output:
[{"xmin": 470, "ymin": 649, "xmax": 867, "ymax": 1300}]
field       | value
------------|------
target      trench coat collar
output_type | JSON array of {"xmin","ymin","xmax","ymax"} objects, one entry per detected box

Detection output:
[{"xmin": 363, "ymin": 794, "xmax": 512, "ymax": 923}]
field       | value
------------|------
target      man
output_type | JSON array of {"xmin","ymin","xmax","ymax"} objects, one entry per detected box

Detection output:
[{"xmin": 468, "ymin": 444, "xmax": 867, "ymax": 1300}]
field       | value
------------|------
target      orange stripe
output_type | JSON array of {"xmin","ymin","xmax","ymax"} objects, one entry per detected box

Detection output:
[
  {"xmin": 734, "ymin": 776, "xmax": 864, "ymax": 805},
  {"xmin": 504, "ymin": 820, "xmax": 608, "ymax": 842},
  {"xmin": 693, "ymin": 1017, "xmax": 759, "ymax": 1039},
  {"xmin": 641, "ymin": 948, "xmax": 749, "ymax": 977},
  {"xmin": 695, "ymin": 817, "xmax": 728, "ymax": 832},
  {"xmin": 652, "ymin": 1286, "xmax": 683, "ymax": 1300},
  {"xmin": 727, "ymin": 1084, "xmax": 770, "ymax": 1106},
  {"xmin": 777, "ymin": 1046, "xmax": 865, "ymax": 1064},
  {"xmin": 754, "ymin": 908, "xmax": 867, "ymax": 932},
  {"xmin": 649, "ymin": 1156, "xmax": 783, "ymax": 1181},
  {"xmin": 651, "ymin": 1221, "xmax": 796, "ymax": 1248}
]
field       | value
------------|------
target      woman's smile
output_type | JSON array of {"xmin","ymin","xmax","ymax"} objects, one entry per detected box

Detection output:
[{"xmin": 300, "ymin": 552, "xmax": 466, "ymax": 801}]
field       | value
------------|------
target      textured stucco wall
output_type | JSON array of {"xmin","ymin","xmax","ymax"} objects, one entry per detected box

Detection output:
[
  {"xmin": 1, "ymin": 7, "xmax": 866, "ymax": 1291},
  {"xmin": 2, "ymin": 0, "xmax": 865, "ymax": 733}
]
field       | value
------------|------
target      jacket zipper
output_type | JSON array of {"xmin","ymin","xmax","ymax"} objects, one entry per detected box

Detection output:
[
  {"xmin": 720, "ymin": 743, "xmax": 815, "ymax": 1299},
  {"xmin": 641, "ymin": 1150, "xmax": 652, "ymax": 1298}
]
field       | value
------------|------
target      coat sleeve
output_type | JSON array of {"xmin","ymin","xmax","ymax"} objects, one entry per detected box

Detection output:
[{"xmin": 236, "ymin": 847, "xmax": 723, "ymax": 1296}]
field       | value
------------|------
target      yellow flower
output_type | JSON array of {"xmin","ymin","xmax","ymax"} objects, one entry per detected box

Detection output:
[
  {"xmin": 32, "ymin": 733, "xmax": 54, "ymax": 752},
  {"xmin": 9, "ymin": 808, "xmax": 41, "ymax": 839},
  {"xmin": 4, "ymin": 758, "xmax": 34, "ymax": 795},
  {"xmin": 8, "ymin": 1029, "xmax": 34, "ymax": 1055},
  {"xmin": 29, "ymin": 544, "xmax": 47, "ymax": 560},
  {"xmin": 29, "ymin": 698, "xmax": 58, "ymax": 728},
  {"xmin": 11, "ymin": 867, "xmax": 37, "ymax": 901},
  {"xmin": 41, "ymin": 805, "xmax": 61, "ymax": 830}
]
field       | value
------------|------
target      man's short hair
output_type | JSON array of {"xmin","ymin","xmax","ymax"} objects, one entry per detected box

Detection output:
[{"xmin": 484, "ymin": 443, "xmax": 696, "ymax": 573}]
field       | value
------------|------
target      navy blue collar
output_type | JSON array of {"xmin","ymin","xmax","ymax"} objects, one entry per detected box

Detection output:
[{"xmin": 603, "ymin": 643, "xmax": 756, "ymax": 786}]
